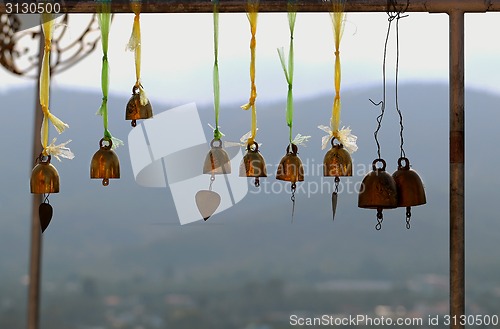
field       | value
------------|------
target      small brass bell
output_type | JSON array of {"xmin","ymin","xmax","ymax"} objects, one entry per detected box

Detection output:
[
  {"xmin": 126, "ymin": 85, "xmax": 153, "ymax": 127},
  {"xmin": 276, "ymin": 143, "xmax": 304, "ymax": 183},
  {"xmin": 323, "ymin": 138, "xmax": 352, "ymax": 221},
  {"xmin": 358, "ymin": 158, "xmax": 398, "ymax": 230},
  {"xmin": 392, "ymin": 157, "xmax": 426, "ymax": 228},
  {"xmin": 239, "ymin": 141, "xmax": 267, "ymax": 187},
  {"xmin": 323, "ymin": 138, "xmax": 352, "ymax": 177},
  {"xmin": 30, "ymin": 155, "xmax": 60, "ymax": 194},
  {"xmin": 90, "ymin": 138, "xmax": 120, "ymax": 186},
  {"xmin": 203, "ymin": 139, "xmax": 231, "ymax": 175}
]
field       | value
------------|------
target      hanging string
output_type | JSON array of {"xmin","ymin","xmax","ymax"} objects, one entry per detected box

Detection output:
[
  {"xmin": 212, "ymin": 0, "xmax": 223, "ymax": 141},
  {"xmin": 394, "ymin": 1, "xmax": 409, "ymax": 158},
  {"xmin": 277, "ymin": 5, "xmax": 296, "ymax": 143},
  {"xmin": 39, "ymin": 13, "xmax": 73, "ymax": 160},
  {"xmin": 370, "ymin": 0, "xmax": 408, "ymax": 159},
  {"xmin": 318, "ymin": 0, "xmax": 357, "ymax": 153},
  {"xmin": 241, "ymin": 0, "xmax": 259, "ymax": 146},
  {"xmin": 126, "ymin": 0, "xmax": 148, "ymax": 106},
  {"xmin": 330, "ymin": 0, "xmax": 344, "ymax": 134},
  {"xmin": 98, "ymin": 2, "xmax": 123, "ymax": 148}
]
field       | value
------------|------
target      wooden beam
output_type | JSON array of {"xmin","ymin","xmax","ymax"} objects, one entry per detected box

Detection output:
[{"xmin": 1, "ymin": 0, "xmax": 500, "ymax": 14}]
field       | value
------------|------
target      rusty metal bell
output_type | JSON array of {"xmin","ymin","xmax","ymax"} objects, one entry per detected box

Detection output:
[
  {"xmin": 358, "ymin": 158, "xmax": 398, "ymax": 210},
  {"xmin": 392, "ymin": 157, "xmax": 426, "ymax": 207},
  {"xmin": 323, "ymin": 138, "xmax": 352, "ymax": 177},
  {"xmin": 239, "ymin": 141, "xmax": 267, "ymax": 186},
  {"xmin": 203, "ymin": 139, "xmax": 231, "ymax": 175},
  {"xmin": 276, "ymin": 143, "xmax": 304, "ymax": 183},
  {"xmin": 30, "ymin": 155, "xmax": 60, "ymax": 194},
  {"xmin": 90, "ymin": 138, "xmax": 120, "ymax": 186},
  {"xmin": 126, "ymin": 85, "xmax": 153, "ymax": 127}
]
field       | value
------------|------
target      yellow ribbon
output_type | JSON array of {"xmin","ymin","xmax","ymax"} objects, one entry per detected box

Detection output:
[
  {"xmin": 330, "ymin": 1, "xmax": 345, "ymax": 136},
  {"xmin": 240, "ymin": 1, "xmax": 259, "ymax": 146},
  {"xmin": 40, "ymin": 13, "xmax": 69, "ymax": 156},
  {"xmin": 127, "ymin": 1, "xmax": 149, "ymax": 106}
]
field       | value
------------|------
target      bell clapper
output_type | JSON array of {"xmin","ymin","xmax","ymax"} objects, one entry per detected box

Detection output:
[
  {"xmin": 406, "ymin": 206, "xmax": 412, "ymax": 229},
  {"xmin": 102, "ymin": 178, "xmax": 109, "ymax": 186},
  {"xmin": 290, "ymin": 182, "xmax": 296, "ymax": 223},
  {"xmin": 254, "ymin": 177, "xmax": 260, "ymax": 188},
  {"xmin": 39, "ymin": 194, "xmax": 53, "ymax": 233},
  {"xmin": 209, "ymin": 174, "xmax": 215, "ymax": 191},
  {"xmin": 131, "ymin": 119, "xmax": 137, "ymax": 127},
  {"xmin": 375, "ymin": 208, "xmax": 384, "ymax": 231},
  {"xmin": 332, "ymin": 176, "xmax": 340, "ymax": 221}
]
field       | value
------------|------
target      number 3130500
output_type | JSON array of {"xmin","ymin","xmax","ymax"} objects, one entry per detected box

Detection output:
[
  {"xmin": 6, "ymin": 2, "xmax": 61, "ymax": 14},
  {"xmin": 443, "ymin": 315, "xmax": 499, "ymax": 326}
]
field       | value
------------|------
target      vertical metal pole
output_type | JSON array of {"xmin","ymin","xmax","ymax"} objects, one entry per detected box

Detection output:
[
  {"xmin": 27, "ymin": 29, "xmax": 44, "ymax": 329},
  {"xmin": 449, "ymin": 10, "xmax": 465, "ymax": 329}
]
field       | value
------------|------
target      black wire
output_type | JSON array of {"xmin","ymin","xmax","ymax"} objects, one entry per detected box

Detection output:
[
  {"xmin": 370, "ymin": 0, "xmax": 409, "ymax": 160},
  {"xmin": 394, "ymin": 3, "xmax": 409, "ymax": 159}
]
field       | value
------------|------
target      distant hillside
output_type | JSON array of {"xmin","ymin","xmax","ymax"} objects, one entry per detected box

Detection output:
[{"xmin": 0, "ymin": 83, "xmax": 499, "ymax": 291}]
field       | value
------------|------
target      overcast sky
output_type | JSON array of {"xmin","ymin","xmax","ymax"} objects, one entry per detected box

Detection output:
[{"xmin": 2, "ymin": 12, "xmax": 500, "ymax": 104}]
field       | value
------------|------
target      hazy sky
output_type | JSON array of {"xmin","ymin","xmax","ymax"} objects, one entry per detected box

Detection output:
[{"xmin": 2, "ymin": 12, "xmax": 500, "ymax": 104}]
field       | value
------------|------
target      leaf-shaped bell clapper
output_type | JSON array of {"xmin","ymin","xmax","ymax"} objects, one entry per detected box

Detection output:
[
  {"xmin": 90, "ymin": 138, "xmax": 120, "ymax": 186},
  {"xmin": 392, "ymin": 157, "xmax": 426, "ymax": 228},
  {"xmin": 239, "ymin": 141, "xmax": 267, "ymax": 187},
  {"xmin": 358, "ymin": 159, "xmax": 398, "ymax": 229},
  {"xmin": 276, "ymin": 143, "xmax": 304, "ymax": 183},
  {"xmin": 203, "ymin": 139, "xmax": 231, "ymax": 175},
  {"xmin": 323, "ymin": 138, "xmax": 352, "ymax": 177},
  {"xmin": 126, "ymin": 85, "xmax": 153, "ymax": 127},
  {"xmin": 30, "ymin": 155, "xmax": 60, "ymax": 194}
]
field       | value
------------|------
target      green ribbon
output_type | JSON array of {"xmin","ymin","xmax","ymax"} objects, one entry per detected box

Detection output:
[
  {"xmin": 213, "ymin": 0, "xmax": 222, "ymax": 140},
  {"xmin": 98, "ymin": 3, "xmax": 111, "ymax": 140},
  {"xmin": 278, "ymin": 9, "xmax": 296, "ymax": 143}
]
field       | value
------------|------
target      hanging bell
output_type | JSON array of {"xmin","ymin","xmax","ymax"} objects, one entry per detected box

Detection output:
[
  {"xmin": 358, "ymin": 159, "xmax": 398, "ymax": 229},
  {"xmin": 323, "ymin": 138, "xmax": 352, "ymax": 177},
  {"xmin": 276, "ymin": 143, "xmax": 304, "ymax": 183},
  {"xmin": 239, "ymin": 141, "xmax": 267, "ymax": 187},
  {"xmin": 90, "ymin": 138, "xmax": 120, "ymax": 186},
  {"xmin": 203, "ymin": 139, "xmax": 231, "ymax": 175},
  {"xmin": 126, "ymin": 85, "xmax": 153, "ymax": 127},
  {"xmin": 358, "ymin": 158, "xmax": 398, "ymax": 209},
  {"xmin": 392, "ymin": 157, "xmax": 426, "ymax": 207},
  {"xmin": 30, "ymin": 155, "xmax": 60, "ymax": 194},
  {"xmin": 392, "ymin": 157, "xmax": 426, "ymax": 228}
]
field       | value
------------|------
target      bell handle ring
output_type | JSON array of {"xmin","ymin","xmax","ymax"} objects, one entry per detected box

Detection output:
[
  {"xmin": 372, "ymin": 158, "xmax": 387, "ymax": 172},
  {"xmin": 247, "ymin": 141, "xmax": 259, "ymax": 152},
  {"xmin": 286, "ymin": 143, "xmax": 298, "ymax": 155},
  {"xmin": 210, "ymin": 138, "xmax": 223, "ymax": 149},
  {"xmin": 132, "ymin": 84, "xmax": 144, "ymax": 95},
  {"xmin": 330, "ymin": 137, "xmax": 344, "ymax": 149},
  {"xmin": 99, "ymin": 138, "xmax": 113, "ymax": 151},
  {"xmin": 37, "ymin": 154, "xmax": 52, "ymax": 165},
  {"xmin": 397, "ymin": 157, "xmax": 411, "ymax": 170}
]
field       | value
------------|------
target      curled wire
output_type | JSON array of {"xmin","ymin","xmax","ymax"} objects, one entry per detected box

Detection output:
[{"xmin": 369, "ymin": 0, "xmax": 409, "ymax": 159}]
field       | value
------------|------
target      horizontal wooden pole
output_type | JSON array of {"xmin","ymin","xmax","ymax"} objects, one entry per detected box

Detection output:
[{"xmin": 1, "ymin": 0, "xmax": 500, "ymax": 14}]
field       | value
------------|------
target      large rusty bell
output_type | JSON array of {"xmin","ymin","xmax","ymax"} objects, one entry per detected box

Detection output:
[
  {"xmin": 239, "ymin": 141, "xmax": 267, "ymax": 187},
  {"xmin": 392, "ymin": 157, "xmax": 426, "ymax": 228},
  {"xmin": 323, "ymin": 138, "xmax": 352, "ymax": 177},
  {"xmin": 126, "ymin": 85, "xmax": 153, "ymax": 127},
  {"xmin": 276, "ymin": 143, "xmax": 304, "ymax": 183},
  {"xmin": 30, "ymin": 155, "xmax": 60, "ymax": 194},
  {"xmin": 90, "ymin": 138, "xmax": 120, "ymax": 186},
  {"xmin": 203, "ymin": 139, "xmax": 231, "ymax": 175},
  {"xmin": 358, "ymin": 159, "xmax": 398, "ymax": 229},
  {"xmin": 358, "ymin": 159, "xmax": 398, "ymax": 209}
]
